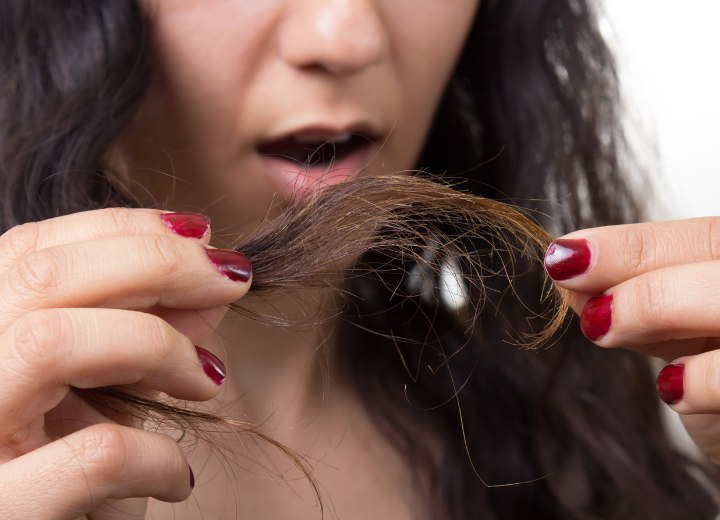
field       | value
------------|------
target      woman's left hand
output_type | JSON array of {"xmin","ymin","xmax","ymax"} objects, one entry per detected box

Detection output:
[{"xmin": 544, "ymin": 217, "xmax": 720, "ymax": 462}]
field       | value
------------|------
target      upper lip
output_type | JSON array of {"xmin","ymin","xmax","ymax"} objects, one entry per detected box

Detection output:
[{"xmin": 257, "ymin": 120, "xmax": 383, "ymax": 149}]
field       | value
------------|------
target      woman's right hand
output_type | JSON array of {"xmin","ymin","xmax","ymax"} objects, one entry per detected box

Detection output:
[{"xmin": 0, "ymin": 208, "xmax": 252, "ymax": 520}]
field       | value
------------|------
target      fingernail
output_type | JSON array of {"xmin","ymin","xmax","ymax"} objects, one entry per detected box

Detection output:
[
  {"xmin": 161, "ymin": 212, "xmax": 210, "ymax": 239},
  {"xmin": 580, "ymin": 294, "xmax": 612, "ymax": 341},
  {"xmin": 206, "ymin": 249, "xmax": 252, "ymax": 283},
  {"xmin": 544, "ymin": 239, "xmax": 591, "ymax": 281},
  {"xmin": 195, "ymin": 346, "xmax": 226, "ymax": 385},
  {"xmin": 189, "ymin": 465, "xmax": 195, "ymax": 489},
  {"xmin": 657, "ymin": 363, "xmax": 684, "ymax": 405}
]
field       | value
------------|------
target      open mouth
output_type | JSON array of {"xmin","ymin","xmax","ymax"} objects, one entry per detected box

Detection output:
[
  {"xmin": 257, "ymin": 131, "xmax": 375, "ymax": 168},
  {"xmin": 256, "ymin": 127, "xmax": 381, "ymax": 198}
]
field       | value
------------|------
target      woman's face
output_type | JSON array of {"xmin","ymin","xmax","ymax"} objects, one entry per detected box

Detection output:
[{"xmin": 120, "ymin": 0, "xmax": 478, "ymax": 236}]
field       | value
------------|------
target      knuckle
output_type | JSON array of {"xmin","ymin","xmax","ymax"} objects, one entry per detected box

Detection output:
[
  {"xmin": 0, "ymin": 222, "xmax": 41, "ymax": 259},
  {"xmin": 144, "ymin": 235, "xmax": 184, "ymax": 277},
  {"xmin": 7, "ymin": 248, "xmax": 64, "ymax": 299},
  {"xmin": 99, "ymin": 207, "xmax": 141, "ymax": 236},
  {"xmin": 706, "ymin": 217, "xmax": 720, "ymax": 261},
  {"xmin": 11, "ymin": 309, "xmax": 68, "ymax": 373},
  {"xmin": 75, "ymin": 425, "xmax": 185, "ymax": 492},
  {"xmin": 621, "ymin": 226, "xmax": 656, "ymax": 276},
  {"xmin": 142, "ymin": 315, "xmax": 176, "ymax": 363},
  {"xmin": 634, "ymin": 276, "xmax": 675, "ymax": 331},
  {"xmin": 77, "ymin": 424, "xmax": 129, "ymax": 482},
  {"xmin": 701, "ymin": 357, "xmax": 720, "ymax": 404}
]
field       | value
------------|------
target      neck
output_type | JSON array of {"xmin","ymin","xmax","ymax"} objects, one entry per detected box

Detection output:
[
  {"xmin": 167, "ymin": 289, "xmax": 424, "ymax": 520},
  {"xmin": 207, "ymin": 287, "xmax": 342, "ymax": 430}
]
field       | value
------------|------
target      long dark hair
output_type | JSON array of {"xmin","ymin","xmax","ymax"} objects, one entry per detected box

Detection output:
[
  {"xmin": 340, "ymin": 3, "xmax": 718, "ymax": 519},
  {"xmin": 0, "ymin": 1, "xmax": 716, "ymax": 519}
]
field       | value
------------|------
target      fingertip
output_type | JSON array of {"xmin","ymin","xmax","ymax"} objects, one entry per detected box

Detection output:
[
  {"xmin": 205, "ymin": 249, "xmax": 252, "ymax": 285},
  {"xmin": 544, "ymin": 238, "xmax": 592, "ymax": 282},
  {"xmin": 666, "ymin": 353, "xmax": 720, "ymax": 415},
  {"xmin": 580, "ymin": 294, "xmax": 613, "ymax": 342},
  {"xmin": 161, "ymin": 212, "xmax": 211, "ymax": 242},
  {"xmin": 195, "ymin": 346, "xmax": 226, "ymax": 387},
  {"xmin": 656, "ymin": 362, "xmax": 685, "ymax": 406}
]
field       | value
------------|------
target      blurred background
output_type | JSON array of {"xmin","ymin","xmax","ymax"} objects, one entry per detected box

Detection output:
[{"xmin": 603, "ymin": 1, "xmax": 720, "ymax": 219}]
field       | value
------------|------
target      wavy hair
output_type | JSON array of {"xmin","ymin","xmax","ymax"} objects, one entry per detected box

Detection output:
[{"xmin": 0, "ymin": 1, "xmax": 717, "ymax": 518}]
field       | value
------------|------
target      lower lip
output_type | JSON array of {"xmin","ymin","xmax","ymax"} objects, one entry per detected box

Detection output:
[{"xmin": 257, "ymin": 143, "xmax": 377, "ymax": 199}]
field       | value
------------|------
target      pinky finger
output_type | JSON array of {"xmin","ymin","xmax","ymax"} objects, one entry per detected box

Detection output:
[{"xmin": 0, "ymin": 423, "xmax": 193, "ymax": 520}]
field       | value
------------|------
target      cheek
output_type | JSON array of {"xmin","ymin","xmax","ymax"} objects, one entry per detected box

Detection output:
[
  {"xmin": 383, "ymin": 1, "xmax": 479, "ymax": 163},
  {"xmin": 147, "ymin": 3, "xmax": 276, "ymax": 136},
  {"xmin": 390, "ymin": 1, "xmax": 477, "ymax": 82}
]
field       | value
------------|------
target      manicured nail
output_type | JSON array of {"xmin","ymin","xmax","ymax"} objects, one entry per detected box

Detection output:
[
  {"xmin": 206, "ymin": 249, "xmax": 252, "ymax": 283},
  {"xmin": 161, "ymin": 212, "xmax": 210, "ymax": 239},
  {"xmin": 189, "ymin": 465, "xmax": 195, "ymax": 489},
  {"xmin": 580, "ymin": 294, "xmax": 612, "ymax": 341},
  {"xmin": 657, "ymin": 364, "xmax": 684, "ymax": 405},
  {"xmin": 195, "ymin": 346, "xmax": 226, "ymax": 385},
  {"xmin": 544, "ymin": 239, "xmax": 591, "ymax": 281}
]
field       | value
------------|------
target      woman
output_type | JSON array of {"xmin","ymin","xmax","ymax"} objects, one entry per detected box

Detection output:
[{"xmin": 0, "ymin": 1, "xmax": 718, "ymax": 518}]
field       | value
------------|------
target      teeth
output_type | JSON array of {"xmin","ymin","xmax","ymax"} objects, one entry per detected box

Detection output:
[{"xmin": 294, "ymin": 132, "xmax": 352, "ymax": 144}]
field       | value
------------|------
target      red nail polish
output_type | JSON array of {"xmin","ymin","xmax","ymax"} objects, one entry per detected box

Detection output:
[
  {"xmin": 206, "ymin": 249, "xmax": 252, "ymax": 283},
  {"xmin": 657, "ymin": 364, "xmax": 684, "ymax": 405},
  {"xmin": 161, "ymin": 212, "xmax": 210, "ymax": 239},
  {"xmin": 196, "ymin": 346, "xmax": 226, "ymax": 385},
  {"xmin": 189, "ymin": 465, "xmax": 195, "ymax": 489},
  {"xmin": 580, "ymin": 294, "xmax": 612, "ymax": 341},
  {"xmin": 544, "ymin": 239, "xmax": 591, "ymax": 281}
]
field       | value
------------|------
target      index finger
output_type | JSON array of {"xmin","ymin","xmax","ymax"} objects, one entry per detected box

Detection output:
[
  {"xmin": 543, "ymin": 217, "xmax": 720, "ymax": 293},
  {"xmin": 0, "ymin": 208, "xmax": 211, "ymax": 271}
]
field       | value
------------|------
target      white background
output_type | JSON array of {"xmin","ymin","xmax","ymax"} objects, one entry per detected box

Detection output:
[
  {"xmin": 603, "ymin": 1, "xmax": 720, "ymax": 219},
  {"xmin": 603, "ymin": 2, "xmax": 719, "ymax": 449}
]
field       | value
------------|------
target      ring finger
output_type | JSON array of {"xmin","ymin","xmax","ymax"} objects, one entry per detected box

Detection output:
[
  {"xmin": 573, "ymin": 260, "xmax": 720, "ymax": 356},
  {"xmin": 0, "ymin": 307, "xmax": 227, "ymax": 441}
]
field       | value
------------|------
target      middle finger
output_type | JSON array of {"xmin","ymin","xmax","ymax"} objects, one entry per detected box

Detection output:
[
  {"xmin": 0, "ymin": 307, "xmax": 226, "ymax": 440},
  {"xmin": 572, "ymin": 260, "xmax": 720, "ymax": 353},
  {"xmin": 0, "ymin": 234, "xmax": 251, "ymax": 334}
]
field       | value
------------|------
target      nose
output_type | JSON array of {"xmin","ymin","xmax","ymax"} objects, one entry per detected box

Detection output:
[{"xmin": 277, "ymin": 0, "xmax": 386, "ymax": 76}]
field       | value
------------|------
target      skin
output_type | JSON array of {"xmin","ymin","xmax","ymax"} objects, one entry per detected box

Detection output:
[
  {"xmin": 0, "ymin": 1, "xmax": 477, "ymax": 518},
  {"xmin": 118, "ymin": 0, "xmax": 478, "ymax": 238},
  {"xmin": 1, "ymin": 1, "xmax": 718, "ymax": 519},
  {"xmin": 550, "ymin": 218, "xmax": 720, "ymax": 464}
]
